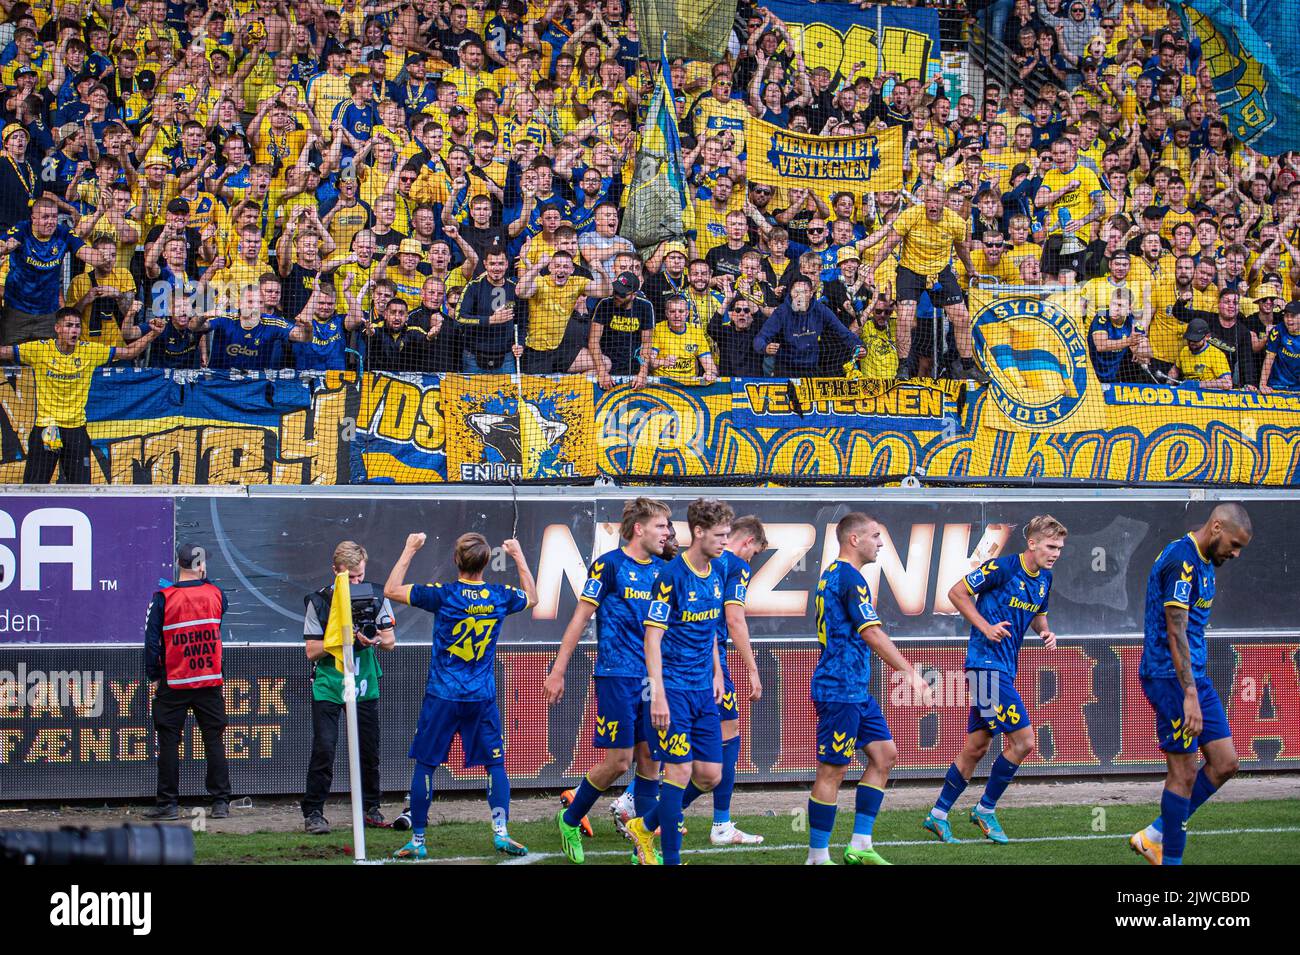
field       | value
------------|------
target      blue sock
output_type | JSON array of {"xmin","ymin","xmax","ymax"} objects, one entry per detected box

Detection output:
[
  {"xmin": 659, "ymin": 779, "xmax": 686, "ymax": 865},
  {"xmin": 1160, "ymin": 788, "xmax": 1190, "ymax": 865},
  {"xmin": 978, "ymin": 754, "xmax": 1020, "ymax": 812},
  {"xmin": 1151, "ymin": 768, "xmax": 1219, "ymax": 835},
  {"xmin": 714, "ymin": 736, "xmax": 739, "ymax": 824},
  {"xmin": 409, "ymin": 761, "xmax": 436, "ymax": 837},
  {"xmin": 486, "ymin": 764, "xmax": 510, "ymax": 833},
  {"xmin": 808, "ymin": 797, "xmax": 837, "ymax": 850},
  {"xmin": 680, "ymin": 780, "xmax": 706, "ymax": 810},
  {"xmin": 855, "ymin": 783, "xmax": 884, "ymax": 837},
  {"xmin": 563, "ymin": 774, "xmax": 604, "ymax": 827},
  {"xmin": 632, "ymin": 773, "xmax": 659, "ymax": 818},
  {"xmin": 934, "ymin": 763, "xmax": 969, "ymax": 814}
]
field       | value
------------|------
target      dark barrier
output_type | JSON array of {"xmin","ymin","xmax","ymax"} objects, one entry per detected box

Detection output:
[{"xmin": 0, "ymin": 639, "xmax": 1296, "ymax": 800}]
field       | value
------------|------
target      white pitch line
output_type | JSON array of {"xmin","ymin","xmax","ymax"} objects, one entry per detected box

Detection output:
[{"xmin": 374, "ymin": 824, "xmax": 1300, "ymax": 865}]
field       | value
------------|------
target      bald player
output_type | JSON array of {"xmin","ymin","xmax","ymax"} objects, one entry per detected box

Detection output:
[{"xmin": 1130, "ymin": 504, "xmax": 1253, "ymax": 866}]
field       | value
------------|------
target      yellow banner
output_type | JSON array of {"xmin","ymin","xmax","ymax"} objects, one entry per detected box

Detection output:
[
  {"xmin": 443, "ymin": 374, "xmax": 595, "ymax": 482},
  {"xmin": 968, "ymin": 286, "xmax": 1108, "ymax": 434},
  {"xmin": 745, "ymin": 120, "xmax": 903, "ymax": 196}
]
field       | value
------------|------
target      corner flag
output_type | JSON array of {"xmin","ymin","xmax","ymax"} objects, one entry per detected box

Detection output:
[{"xmin": 321, "ymin": 572, "xmax": 352, "ymax": 672}]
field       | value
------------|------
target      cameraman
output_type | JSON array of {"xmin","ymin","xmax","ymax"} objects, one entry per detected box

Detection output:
[{"xmin": 301, "ymin": 541, "xmax": 396, "ymax": 835}]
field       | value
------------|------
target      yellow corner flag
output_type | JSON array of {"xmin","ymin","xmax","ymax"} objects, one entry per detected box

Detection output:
[{"xmin": 321, "ymin": 572, "xmax": 353, "ymax": 672}]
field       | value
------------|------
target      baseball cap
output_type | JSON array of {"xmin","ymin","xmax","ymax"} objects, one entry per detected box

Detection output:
[
  {"xmin": 612, "ymin": 271, "xmax": 640, "ymax": 296},
  {"xmin": 176, "ymin": 543, "xmax": 206, "ymax": 570},
  {"xmin": 167, "ymin": 198, "xmax": 190, "ymax": 215},
  {"xmin": 1010, "ymin": 162, "xmax": 1032, "ymax": 179},
  {"xmin": 1184, "ymin": 318, "xmax": 1211, "ymax": 342},
  {"xmin": 367, "ymin": 49, "xmax": 387, "ymax": 61},
  {"xmin": 57, "ymin": 122, "xmax": 81, "ymax": 144},
  {"xmin": 399, "ymin": 238, "xmax": 424, "ymax": 255},
  {"xmin": 449, "ymin": 105, "xmax": 469, "ymax": 117},
  {"xmin": 837, "ymin": 246, "xmax": 860, "ymax": 265},
  {"xmin": 14, "ymin": 66, "xmax": 35, "ymax": 80},
  {"xmin": 958, "ymin": 135, "xmax": 981, "ymax": 149},
  {"xmin": 1142, "ymin": 205, "xmax": 1166, "ymax": 220},
  {"xmin": 1081, "ymin": 57, "xmax": 1099, "ymax": 71},
  {"xmin": 1284, "ymin": 300, "xmax": 1300, "ymax": 316},
  {"xmin": 1109, "ymin": 249, "xmax": 1130, "ymax": 262}
]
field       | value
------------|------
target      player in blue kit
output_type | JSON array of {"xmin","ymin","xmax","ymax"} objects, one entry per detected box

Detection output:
[
  {"xmin": 544, "ymin": 497, "xmax": 673, "ymax": 864},
  {"xmin": 1129, "ymin": 504, "xmax": 1252, "ymax": 866},
  {"xmin": 806, "ymin": 513, "xmax": 933, "ymax": 865},
  {"xmin": 625, "ymin": 497, "xmax": 733, "ymax": 866},
  {"xmin": 383, "ymin": 530, "xmax": 537, "ymax": 859},
  {"xmin": 923, "ymin": 515, "xmax": 1067, "ymax": 845},
  {"xmin": 676, "ymin": 513, "xmax": 766, "ymax": 846}
]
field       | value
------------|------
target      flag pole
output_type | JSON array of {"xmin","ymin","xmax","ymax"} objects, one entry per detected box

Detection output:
[{"xmin": 342, "ymin": 641, "xmax": 367, "ymax": 862}]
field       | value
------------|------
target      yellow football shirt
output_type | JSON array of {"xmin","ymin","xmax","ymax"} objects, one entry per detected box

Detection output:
[
  {"xmin": 524, "ymin": 275, "xmax": 591, "ymax": 351},
  {"xmin": 18, "ymin": 340, "xmax": 115, "ymax": 428},
  {"xmin": 1040, "ymin": 162, "xmax": 1103, "ymax": 235},
  {"xmin": 892, "ymin": 204, "xmax": 968, "ymax": 278},
  {"xmin": 1177, "ymin": 343, "xmax": 1230, "ymax": 382},
  {"xmin": 650, "ymin": 323, "xmax": 712, "ymax": 381}
]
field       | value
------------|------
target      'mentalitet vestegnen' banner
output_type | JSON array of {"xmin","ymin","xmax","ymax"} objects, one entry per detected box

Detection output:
[
  {"xmin": 1174, "ymin": 0, "xmax": 1300, "ymax": 155},
  {"xmin": 746, "ymin": 120, "xmax": 903, "ymax": 195},
  {"xmin": 761, "ymin": 1, "xmax": 941, "ymax": 83}
]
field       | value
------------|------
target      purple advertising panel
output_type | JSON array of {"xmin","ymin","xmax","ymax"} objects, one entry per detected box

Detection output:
[{"xmin": 0, "ymin": 496, "xmax": 174, "ymax": 644}]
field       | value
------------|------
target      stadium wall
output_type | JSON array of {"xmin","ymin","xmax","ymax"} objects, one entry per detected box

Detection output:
[{"xmin": 0, "ymin": 487, "xmax": 1296, "ymax": 799}]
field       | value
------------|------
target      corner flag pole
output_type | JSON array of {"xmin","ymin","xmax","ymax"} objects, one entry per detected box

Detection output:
[{"xmin": 342, "ymin": 641, "xmax": 367, "ymax": 862}]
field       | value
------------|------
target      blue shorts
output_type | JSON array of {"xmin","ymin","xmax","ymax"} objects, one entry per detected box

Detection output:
[
  {"xmin": 645, "ymin": 687, "xmax": 723, "ymax": 764},
  {"xmin": 815, "ymin": 697, "xmax": 892, "ymax": 765},
  {"xmin": 717, "ymin": 654, "xmax": 739, "ymax": 721},
  {"xmin": 409, "ymin": 693, "xmax": 505, "ymax": 768},
  {"xmin": 1141, "ymin": 675, "xmax": 1231, "ymax": 753},
  {"xmin": 592, "ymin": 675, "xmax": 647, "ymax": 749},
  {"xmin": 967, "ymin": 669, "xmax": 1032, "ymax": 736}
]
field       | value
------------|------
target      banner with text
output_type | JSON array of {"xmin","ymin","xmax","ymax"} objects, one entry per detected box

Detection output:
[
  {"xmin": 746, "ymin": 120, "xmax": 903, "ymax": 196},
  {"xmin": 763, "ymin": 1, "xmax": 941, "ymax": 83}
]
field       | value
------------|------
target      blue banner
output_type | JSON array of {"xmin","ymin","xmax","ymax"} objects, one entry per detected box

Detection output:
[
  {"xmin": 1174, "ymin": 0, "xmax": 1300, "ymax": 155},
  {"xmin": 761, "ymin": 1, "xmax": 941, "ymax": 83}
]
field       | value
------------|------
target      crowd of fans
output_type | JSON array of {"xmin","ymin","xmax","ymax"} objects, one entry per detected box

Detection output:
[{"xmin": 1, "ymin": 0, "xmax": 1299, "ymax": 392}]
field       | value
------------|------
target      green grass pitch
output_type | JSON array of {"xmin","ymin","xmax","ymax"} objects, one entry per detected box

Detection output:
[{"xmin": 194, "ymin": 797, "xmax": 1300, "ymax": 865}]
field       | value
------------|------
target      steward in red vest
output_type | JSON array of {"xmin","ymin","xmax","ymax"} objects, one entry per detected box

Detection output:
[{"xmin": 144, "ymin": 542, "xmax": 232, "ymax": 820}]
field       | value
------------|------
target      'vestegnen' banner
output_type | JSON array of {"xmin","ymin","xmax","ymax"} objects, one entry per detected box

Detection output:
[
  {"xmin": 1174, "ymin": 0, "xmax": 1300, "ymax": 155},
  {"xmin": 762, "ymin": 0, "xmax": 941, "ymax": 82},
  {"xmin": 746, "ymin": 120, "xmax": 903, "ymax": 195},
  {"xmin": 968, "ymin": 285, "xmax": 1108, "ymax": 434},
  {"xmin": 730, "ymin": 377, "xmax": 961, "ymax": 430}
]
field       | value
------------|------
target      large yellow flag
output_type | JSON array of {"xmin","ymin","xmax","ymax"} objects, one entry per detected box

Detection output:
[{"xmin": 321, "ymin": 572, "xmax": 353, "ymax": 673}]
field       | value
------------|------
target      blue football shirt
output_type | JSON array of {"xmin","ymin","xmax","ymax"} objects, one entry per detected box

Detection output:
[
  {"xmin": 714, "ymin": 549, "xmax": 751, "ymax": 650},
  {"xmin": 5, "ymin": 222, "xmax": 84, "ymax": 314},
  {"xmin": 291, "ymin": 313, "xmax": 348, "ymax": 370},
  {"xmin": 962, "ymin": 553, "xmax": 1052, "ymax": 679},
  {"xmin": 1140, "ymin": 534, "xmax": 1215, "ymax": 681},
  {"xmin": 206, "ymin": 316, "xmax": 292, "ymax": 370},
  {"xmin": 1265, "ymin": 325, "xmax": 1300, "ymax": 390},
  {"xmin": 645, "ymin": 554, "xmax": 725, "ymax": 692},
  {"xmin": 408, "ymin": 579, "xmax": 530, "ymax": 701},
  {"xmin": 581, "ymin": 547, "xmax": 665, "ymax": 678},
  {"xmin": 811, "ymin": 560, "xmax": 882, "ymax": 703}
]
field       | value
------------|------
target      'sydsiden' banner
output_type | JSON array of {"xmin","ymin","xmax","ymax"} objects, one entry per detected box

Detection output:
[{"xmin": 1, "ymin": 365, "xmax": 1299, "ymax": 485}]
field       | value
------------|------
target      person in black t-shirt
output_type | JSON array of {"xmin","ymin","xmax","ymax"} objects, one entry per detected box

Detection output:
[
  {"xmin": 709, "ymin": 300, "xmax": 765, "ymax": 378},
  {"xmin": 589, "ymin": 272, "xmax": 654, "ymax": 387}
]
